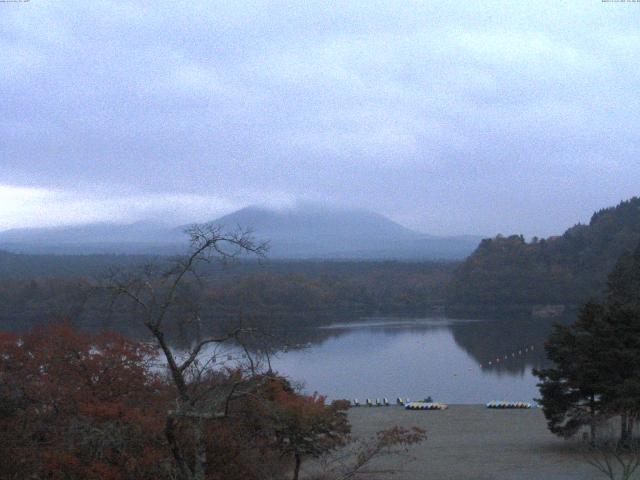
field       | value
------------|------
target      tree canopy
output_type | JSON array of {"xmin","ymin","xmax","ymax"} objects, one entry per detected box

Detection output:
[{"xmin": 448, "ymin": 197, "xmax": 640, "ymax": 312}]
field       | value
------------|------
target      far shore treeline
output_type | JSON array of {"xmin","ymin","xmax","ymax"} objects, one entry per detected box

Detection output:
[{"xmin": 0, "ymin": 197, "xmax": 639, "ymax": 334}]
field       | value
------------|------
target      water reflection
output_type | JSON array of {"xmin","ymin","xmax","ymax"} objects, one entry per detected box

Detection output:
[{"xmin": 265, "ymin": 316, "xmax": 569, "ymax": 404}]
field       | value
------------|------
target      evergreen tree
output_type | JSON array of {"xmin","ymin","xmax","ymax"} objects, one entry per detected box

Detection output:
[
  {"xmin": 607, "ymin": 241, "xmax": 640, "ymax": 312},
  {"xmin": 534, "ymin": 302, "xmax": 608, "ymax": 441},
  {"xmin": 536, "ymin": 240, "xmax": 640, "ymax": 443},
  {"xmin": 600, "ymin": 242, "xmax": 640, "ymax": 444}
]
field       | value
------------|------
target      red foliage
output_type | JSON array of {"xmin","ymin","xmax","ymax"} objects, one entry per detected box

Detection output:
[
  {"xmin": 0, "ymin": 323, "xmax": 168, "ymax": 480},
  {"xmin": 0, "ymin": 324, "xmax": 356, "ymax": 480},
  {"xmin": 249, "ymin": 378, "xmax": 351, "ymax": 479}
]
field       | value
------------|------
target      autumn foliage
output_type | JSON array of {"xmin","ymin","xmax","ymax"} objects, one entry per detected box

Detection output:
[
  {"xmin": 0, "ymin": 324, "xmax": 335, "ymax": 480},
  {"xmin": 0, "ymin": 323, "xmax": 168, "ymax": 479},
  {"xmin": 0, "ymin": 324, "xmax": 424, "ymax": 479},
  {"xmin": 250, "ymin": 378, "xmax": 351, "ymax": 480}
]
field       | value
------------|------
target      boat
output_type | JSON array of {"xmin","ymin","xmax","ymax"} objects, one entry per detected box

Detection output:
[
  {"xmin": 486, "ymin": 401, "xmax": 532, "ymax": 409},
  {"xmin": 405, "ymin": 401, "xmax": 448, "ymax": 410}
]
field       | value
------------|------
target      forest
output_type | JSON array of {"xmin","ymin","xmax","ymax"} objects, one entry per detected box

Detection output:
[
  {"xmin": 0, "ymin": 256, "xmax": 455, "ymax": 336},
  {"xmin": 446, "ymin": 197, "xmax": 640, "ymax": 314}
]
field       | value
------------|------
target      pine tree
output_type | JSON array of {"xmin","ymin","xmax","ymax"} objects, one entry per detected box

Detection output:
[
  {"xmin": 536, "ymin": 240, "xmax": 640, "ymax": 444},
  {"xmin": 600, "ymin": 242, "xmax": 640, "ymax": 444},
  {"xmin": 534, "ymin": 302, "xmax": 608, "ymax": 441}
]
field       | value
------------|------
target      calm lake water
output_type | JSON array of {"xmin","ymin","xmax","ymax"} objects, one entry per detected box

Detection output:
[{"xmin": 267, "ymin": 317, "xmax": 558, "ymax": 404}]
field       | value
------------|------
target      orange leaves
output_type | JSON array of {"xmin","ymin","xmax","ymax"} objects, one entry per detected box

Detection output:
[
  {"xmin": 254, "ymin": 378, "xmax": 351, "ymax": 461},
  {"xmin": 0, "ymin": 324, "xmax": 361, "ymax": 480},
  {"xmin": 0, "ymin": 322, "xmax": 167, "ymax": 480}
]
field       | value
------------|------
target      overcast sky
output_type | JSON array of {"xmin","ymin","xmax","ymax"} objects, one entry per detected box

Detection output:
[{"xmin": 2, "ymin": 1, "xmax": 640, "ymax": 236}]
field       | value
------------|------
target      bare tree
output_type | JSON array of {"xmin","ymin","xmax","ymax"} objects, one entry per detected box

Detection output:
[
  {"xmin": 312, "ymin": 426, "xmax": 426, "ymax": 480},
  {"xmin": 585, "ymin": 439, "xmax": 640, "ymax": 480},
  {"xmin": 107, "ymin": 223, "xmax": 268, "ymax": 480},
  {"xmin": 583, "ymin": 418, "xmax": 640, "ymax": 480}
]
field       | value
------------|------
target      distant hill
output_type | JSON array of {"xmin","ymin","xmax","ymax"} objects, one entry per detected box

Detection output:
[
  {"xmin": 0, "ymin": 205, "xmax": 481, "ymax": 260},
  {"xmin": 447, "ymin": 197, "xmax": 640, "ymax": 313},
  {"xmin": 0, "ymin": 221, "xmax": 186, "ymax": 255}
]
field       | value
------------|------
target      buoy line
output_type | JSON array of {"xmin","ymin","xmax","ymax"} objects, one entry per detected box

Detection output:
[{"xmin": 483, "ymin": 344, "xmax": 536, "ymax": 368}]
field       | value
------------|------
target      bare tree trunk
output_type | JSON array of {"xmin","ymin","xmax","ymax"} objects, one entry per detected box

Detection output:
[
  {"xmin": 621, "ymin": 413, "xmax": 630, "ymax": 446},
  {"xmin": 293, "ymin": 452, "xmax": 301, "ymax": 480},
  {"xmin": 193, "ymin": 417, "xmax": 207, "ymax": 480},
  {"xmin": 166, "ymin": 416, "xmax": 192, "ymax": 480},
  {"xmin": 590, "ymin": 395, "xmax": 597, "ymax": 444}
]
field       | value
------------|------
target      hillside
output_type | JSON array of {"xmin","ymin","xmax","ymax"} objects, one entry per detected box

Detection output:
[{"xmin": 446, "ymin": 197, "xmax": 640, "ymax": 313}]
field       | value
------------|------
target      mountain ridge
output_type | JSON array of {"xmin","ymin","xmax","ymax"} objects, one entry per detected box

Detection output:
[{"xmin": 0, "ymin": 205, "xmax": 480, "ymax": 259}]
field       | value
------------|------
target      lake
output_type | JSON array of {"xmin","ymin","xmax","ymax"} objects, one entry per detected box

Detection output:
[{"xmin": 267, "ymin": 317, "xmax": 559, "ymax": 404}]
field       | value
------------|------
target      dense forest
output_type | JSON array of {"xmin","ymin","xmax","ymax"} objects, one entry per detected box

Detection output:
[
  {"xmin": 447, "ymin": 197, "xmax": 640, "ymax": 314},
  {"xmin": 0, "ymin": 250, "xmax": 159, "ymax": 278},
  {"xmin": 0, "ymin": 257, "xmax": 455, "ymax": 336}
]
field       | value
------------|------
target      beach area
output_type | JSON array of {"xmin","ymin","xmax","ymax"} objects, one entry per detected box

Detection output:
[{"xmin": 345, "ymin": 405, "xmax": 604, "ymax": 480}]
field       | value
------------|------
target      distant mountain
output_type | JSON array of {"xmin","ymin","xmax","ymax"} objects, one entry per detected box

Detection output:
[
  {"xmin": 0, "ymin": 221, "xmax": 179, "ymax": 244},
  {"xmin": 447, "ymin": 197, "xmax": 640, "ymax": 313},
  {"xmin": 0, "ymin": 204, "xmax": 481, "ymax": 259},
  {"xmin": 210, "ymin": 204, "xmax": 420, "ymax": 241},
  {"xmin": 205, "ymin": 205, "xmax": 480, "ymax": 260},
  {"xmin": 0, "ymin": 221, "xmax": 186, "ymax": 255}
]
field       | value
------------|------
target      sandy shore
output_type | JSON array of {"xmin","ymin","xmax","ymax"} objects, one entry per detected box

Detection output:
[{"xmin": 341, "ymin": 405, "xmax": 603, "ymax": 480}]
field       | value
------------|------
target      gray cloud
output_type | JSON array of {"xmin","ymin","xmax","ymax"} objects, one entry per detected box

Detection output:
[{"xmin": 2, "ymin": 1, "xmax": 640, "ymax": 236}]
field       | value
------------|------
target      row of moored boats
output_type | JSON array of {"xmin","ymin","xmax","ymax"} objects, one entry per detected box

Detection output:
[
  {"xmin": 350, "ymin": 398, "xmax": 533, "ymax": 410},
  {"xmin": 485, "ymin": 401, "xmax": 532, "ymax": 409}
]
